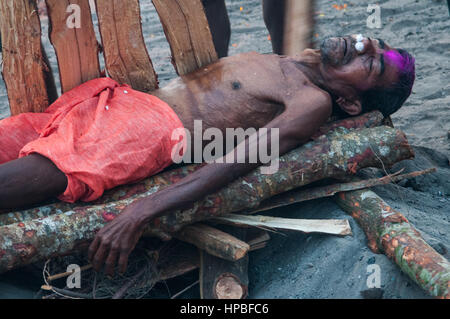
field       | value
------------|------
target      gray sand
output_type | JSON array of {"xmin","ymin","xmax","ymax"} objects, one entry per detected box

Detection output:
[{"xmin": 0, "ymin": 0, "xmax": 448, "ymax": 299}]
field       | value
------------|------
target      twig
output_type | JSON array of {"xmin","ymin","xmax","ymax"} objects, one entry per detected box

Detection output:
[
  {"xmin": 46, "ymin": 264, "xmax": 92, "ymax": 282},
  {"xmin": 171, "ymin": 280, "xmax": 199, "ymax": 299}
]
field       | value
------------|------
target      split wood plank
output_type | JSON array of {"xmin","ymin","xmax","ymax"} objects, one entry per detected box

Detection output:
[
  {"xmin": 95, "ymin": 0, "xmax": 158, "ymax": 92},
  {"xmin": 152, "ymin": 0, "xmax": 218, "ymax": 75},
  {"xmin": 46, "ymin": 0, "xmax": 100, "ymax": 93},
  {"xmin": 215, "ymin": 214, "xmax": 352, "ymax": 236},
  {"xmin": 0, "ymin": 0, "xmax": 51, "ymax": 115}
]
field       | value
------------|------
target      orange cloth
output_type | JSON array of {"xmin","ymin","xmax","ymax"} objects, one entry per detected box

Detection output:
[{"xmin": 0, "ymin": 78, "xmax": 185, "ymax": 203}]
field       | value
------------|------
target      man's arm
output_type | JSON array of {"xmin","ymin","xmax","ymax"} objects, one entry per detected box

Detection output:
[{"xmin": 88, "ymin": 88, "xmax": 332, "ymax": 276}]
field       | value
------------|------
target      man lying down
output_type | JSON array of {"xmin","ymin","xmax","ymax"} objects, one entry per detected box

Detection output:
[{"xmin": 0, "ymin": 35, "xmax": 415, "ymax": 276}]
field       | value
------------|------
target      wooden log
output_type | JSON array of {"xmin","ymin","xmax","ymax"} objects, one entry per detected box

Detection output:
[
  {"xmin": 0, "ymin": 126, "xmax": 414, "ymax": 273},
  {"xmin": 0, "ymin": 0, "xmax": 51, "ymax": 115},
  {"xmin": 95, "ymin": 0, "xmax": 158, "ymax": 92},
  {"xmin": 248, "ymin": 168, "xmax": 436, "ymax": 214},
  {"xmin": 0, "ymin": 111, "xmax": 385, "ymax": 226},
  {"xmin": 335, "ymin": 189, "xmax": 450, "ymax": 299},
  {"xmin": 283, "ymin": 0, "xmax": 315, "ymax": 55},
  {"xmin": 199, "ymin": 227, "xmax": 248, "ymax": 299},
  {"xmin": 174, "ymin": 224, "xmax": 250, "ymax": 261},
  {"xmin": 152, "ymin": 0, "xmax": 218, "ymax": 75},
  {"xmin": 45, "ymin": 0, "xmax": 100, "ymax": 93},
  {"xmin": 214, "ymin": 214, "xmax": 352, "ymax": 236}
]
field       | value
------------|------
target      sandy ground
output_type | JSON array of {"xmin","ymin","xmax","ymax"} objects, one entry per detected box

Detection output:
[{"xmin": 0, "ymin": 0, "xmax": 449, "ymax": 299}]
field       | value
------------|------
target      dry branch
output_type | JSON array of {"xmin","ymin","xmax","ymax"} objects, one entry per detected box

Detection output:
[
  {"xmin": 0, "ymin": 126, "xmax": 413, "ymax": 273},
  {"xmin": 335, "ymin": 189, "xmax": 450, "ymax": 298}
]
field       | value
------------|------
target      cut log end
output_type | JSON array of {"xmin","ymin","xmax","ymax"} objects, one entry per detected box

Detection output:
[{"xmin": 214, "ymin": 273, "xmax": 246, "ymax": 299}]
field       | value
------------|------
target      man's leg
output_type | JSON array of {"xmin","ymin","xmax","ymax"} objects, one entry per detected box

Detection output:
[
  {"xmin": 262, "ymin": 0, "xmax": 286, "ymax": 55},
  {"xmin": 0, "ymin": 154, "xmax": 67, "ymax": 210},
  {"xmin": 202, "ymin": 0, "xmax": 231, "ymax": 58}
]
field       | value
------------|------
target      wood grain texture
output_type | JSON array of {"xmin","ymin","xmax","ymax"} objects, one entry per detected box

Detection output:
[
  {"xmin": 95, "ymin": 0, "xmax": 158, "ymax": 92},
  {"xmin": 46, "ymin": 0, "xmax": 100, "ymax": 93},
  {"xmin": 0, "ymin": 0, "xmax": 50, "ymax": 115},
  {"xmin": 152, "ymin": 0, "xmax": 218, "ymax": 75}
]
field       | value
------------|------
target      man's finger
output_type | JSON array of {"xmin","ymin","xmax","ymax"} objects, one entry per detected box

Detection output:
[
  {"xmin": 92, "ymin": 242, "xmax": 110, "ymax": 272},
  {"xmin": 88, "ymin": 236, "xmax": 101, "ymax": 261},
  {"xmin": 104, "ymin": 246, "xmax": 119, "ymax": 277},
  {"xmin": 118, "ymin": 249, "xmax": 130, "ymax": 275}
]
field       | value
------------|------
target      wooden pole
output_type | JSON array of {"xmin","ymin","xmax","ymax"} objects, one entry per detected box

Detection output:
[
  {"xmin": 0, "ymin": 0, "xmax": 51, "ymax": 115},
  {"xmin": 283, "ymin": 0, "xmax": 315, "ymax": 55},
  {"xmin": 45, "ymin": 0, "xmax": 100, "ymax": 93},
  {"xmin": 0, "ymin": 126, "xmax": 414, "ymax": 273},
  {"xmin": 152, "ymin": 0, "xmax": 218, "ymax": 75},
  {"xmin": 335, "ymin": 189, "xmax": 450, "ymax": 299},
  {"xmin": 95, "ymin": 0, "xmax": 158, "ymax": 92}
]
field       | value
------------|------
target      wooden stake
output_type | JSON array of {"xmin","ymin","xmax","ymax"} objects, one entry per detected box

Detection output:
[
  {"xmin": 0, "ymin": 0, "xmax": 51, "ymax": 115},
  {"xmin": 152, "ymin": 0, "xmax": 218, "ymax": 75},
  {"xmin": 95, "ymin": 0, "xmax": 158, "ymax": 92},
  {"xmin": 45, "ymin": 0, "xmax": 100, "ymax": 93}
]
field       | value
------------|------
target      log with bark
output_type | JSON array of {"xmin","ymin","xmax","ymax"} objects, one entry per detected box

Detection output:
[
  {"xmin": 335, "ymin": 189, "xmax": 450, "ymax": 299},
  {"xmin": 0, "ymin": 125, "xmax": 413, "ymax": 273}
]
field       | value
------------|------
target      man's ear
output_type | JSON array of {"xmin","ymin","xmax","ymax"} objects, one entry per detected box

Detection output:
[{"xmin": 336, "ymin": 97, "xmax": 362, "ymax": 115}]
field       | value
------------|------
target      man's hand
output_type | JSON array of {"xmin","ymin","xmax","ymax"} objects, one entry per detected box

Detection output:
[{"xmin": 88, "ymin": 199, "xmax": 149, "ymax": 276}]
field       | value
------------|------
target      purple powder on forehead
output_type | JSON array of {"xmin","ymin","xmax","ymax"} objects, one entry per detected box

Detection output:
[
  {"xmin": 385, "ymin": 49, "xmax": 415, "ymax": 94},
  {"xmin": 385, "ymin": 50, "xmax": 414, "ymax": 73}
]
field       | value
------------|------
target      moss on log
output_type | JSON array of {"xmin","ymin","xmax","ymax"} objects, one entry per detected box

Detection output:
[
  {"xmin": 0, "ymin": 126, "xmax": 413, "ymax": 273},
  {"xmin": 335, "ymin": 189, "xmax": 450, "ymax": 298}
]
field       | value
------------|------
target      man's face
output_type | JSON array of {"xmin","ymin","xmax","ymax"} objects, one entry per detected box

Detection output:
[{"xmin": 320, "ymin": 35, "xmax": 400, "ymax": 94}]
